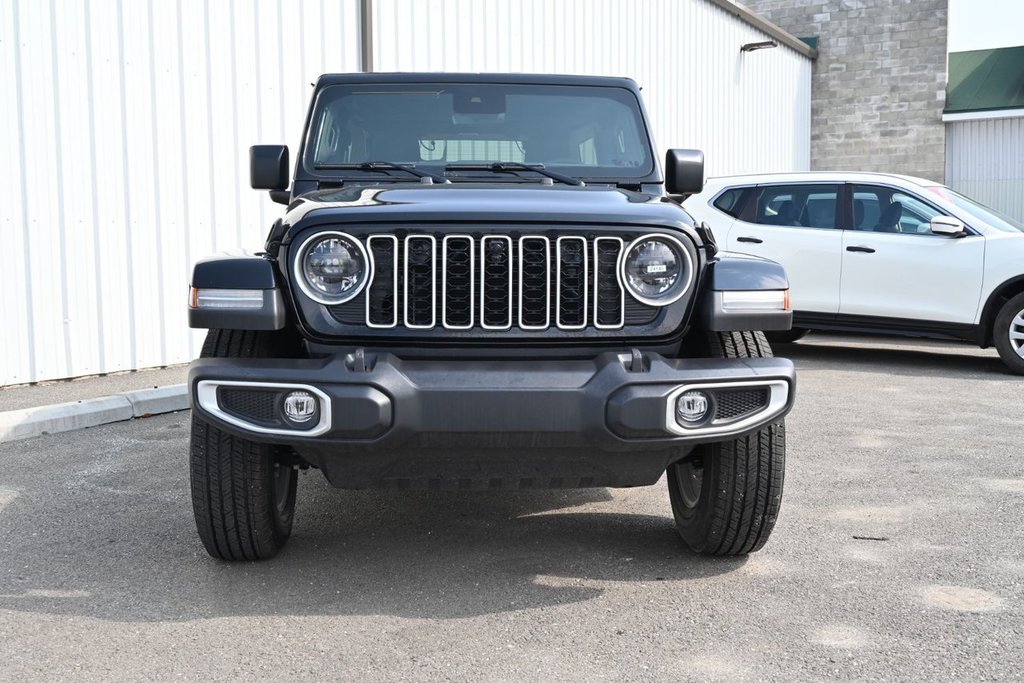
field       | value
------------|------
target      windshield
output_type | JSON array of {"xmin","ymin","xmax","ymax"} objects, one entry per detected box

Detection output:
[
  {"xmin": 305, "ymin": 83, "xmax": 654, "ymax": 180},
  {"xmin": 926, "ymin": 186, "xmax": 1024, "ymax": 233}
]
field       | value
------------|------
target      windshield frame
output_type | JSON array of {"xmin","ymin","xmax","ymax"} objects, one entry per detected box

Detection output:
[{"xmin": 296, "ymin": 79, "xmax": 662, "ymax": 186}]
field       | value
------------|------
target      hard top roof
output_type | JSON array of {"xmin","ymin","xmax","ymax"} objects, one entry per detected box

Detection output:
[{"xmin": 314, "ymin": 72, "xmax": 640, "ymax": 90}]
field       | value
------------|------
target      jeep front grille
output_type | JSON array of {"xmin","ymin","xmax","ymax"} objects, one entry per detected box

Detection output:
[{"xmin": 349, "ymin": 232, "xmax": 635, "ymax": 332}]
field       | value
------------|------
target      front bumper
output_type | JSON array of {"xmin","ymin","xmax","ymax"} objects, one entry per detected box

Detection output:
[{"xmin": 189, "ymin": 351, "xmax": 795, "ymax": 488}]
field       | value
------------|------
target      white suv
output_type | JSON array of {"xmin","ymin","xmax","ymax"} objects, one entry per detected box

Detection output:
[{"xmin": 684, "ymin": 172, "xmax": 1024, "ymax": 374}]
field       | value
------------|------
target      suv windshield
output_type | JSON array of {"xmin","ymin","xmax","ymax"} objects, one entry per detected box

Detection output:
[
  {"xmin": 927, "ymin": 186, "xmax": 1024, "ymax": 233},
  {"xmin": 306, "ymin": 83, "xmax": 653, "ymax": 180}
]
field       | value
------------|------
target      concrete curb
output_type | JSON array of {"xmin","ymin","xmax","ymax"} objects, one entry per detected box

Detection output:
[{"xmin": 0, "ymin": 384, "xmax": 188, "ymax": 443}]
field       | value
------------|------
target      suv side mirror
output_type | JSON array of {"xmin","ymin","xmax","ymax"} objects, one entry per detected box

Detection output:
[
  {"xmin": 665, "ymin": 149, "xmax": 704, "ymax": 195},
  {"xmin": 930, "ymin": 215, "xmax": 966, "ymax": 237},
  {"xmin": 250, "ymin": 145, "xmax": 290, "ymax": 191}
]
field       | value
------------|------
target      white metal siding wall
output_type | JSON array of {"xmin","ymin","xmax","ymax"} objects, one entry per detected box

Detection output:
[
  {"xmin": 946, "ymin": 117, "xmax": 1024, "ymax": 223},
  {"xmin": 2, "ymin": 0, "xmax": 810, "ymax": 385},
  {"xmin": 371, "ymin": 0, "xmax": 812, "ymax": 178},
  {"xmin": 1, "ymin": 0, "xmax": 361, "ymax": 385}
]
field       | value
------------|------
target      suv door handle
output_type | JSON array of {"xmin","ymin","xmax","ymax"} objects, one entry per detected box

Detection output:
[
  {"xmin": 737, "ymin": 236, "xmax": 763, "ymax": 244},
  {"xmin": 846, "ymin": 245, "xmax": 875, "ymax": 253}
]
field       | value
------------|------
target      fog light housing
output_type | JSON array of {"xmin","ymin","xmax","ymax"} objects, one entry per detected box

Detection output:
[
  {"xmin": 283, "ymin": 390, "xmax": 318, "ymax": 425},
  {"xmin": 676, "ymin": 390, "xmax": 710, "ymax": 424}
]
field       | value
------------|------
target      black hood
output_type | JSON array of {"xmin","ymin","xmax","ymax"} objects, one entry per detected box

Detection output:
[{"xmin": 279, "ymin": 183, "xmax": 696, "ymax": 236}]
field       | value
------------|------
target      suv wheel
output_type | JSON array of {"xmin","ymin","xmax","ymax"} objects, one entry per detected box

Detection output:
[
  {"xmin": 667, "ymin": 331, "xmax": 786, "ymax": 555},
  {"xmin": 994, "ymin": 292, "xmax": 1024, "ymax": 375},
  {"xmin": 190, "ymin": 329, "xmax": 300, "ymax": 561}
]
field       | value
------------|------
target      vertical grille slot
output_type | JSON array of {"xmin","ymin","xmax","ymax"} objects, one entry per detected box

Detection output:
[
  {"xmin": 366, "ymin": 235, "xmax": 398, "ymax": 328},
  {"xmin": 442, "ymin": 235, "xmax": 475, "ymax": 329},
  {"xmin": 404, "ymin": 235, "xmax": 437, "ymax": 329},
  {"xmin": 480, "ymin": 236, "xmax": 513, "ymax": 329},
  {"xmin": 556, "ymin": 236, "xmax": 588, "ymax": 329},
  {"xmin": 518, "ymin": 236, "xmax": 550, "ymax": 330},
  {"xmin": 593, "ymin": 237, "xmax": 625, "ymax": 329}
]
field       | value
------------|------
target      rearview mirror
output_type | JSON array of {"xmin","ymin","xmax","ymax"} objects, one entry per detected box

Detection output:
[
  {"xmin": 930, "ymin": 215, "xmax": 966, "ymax": 237},
  {"xmin": 250, "ymin": 145, "xmax": 290, "ymax": 191},
  {"xmin": 665, "ymin": 149, "xmax": 704, "ymax": 195}
]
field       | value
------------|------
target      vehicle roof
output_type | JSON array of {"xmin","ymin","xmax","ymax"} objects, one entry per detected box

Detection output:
[
  {"xmin": 703, "ymin": 171, "xmax": 942, "ymax": 188},
  {"xmin": 314, "ymin": 72, "xmax": 640, "ymax": 90}
]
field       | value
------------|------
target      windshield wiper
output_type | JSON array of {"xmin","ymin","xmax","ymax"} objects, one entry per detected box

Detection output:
[
  {"xmin": 444, "ymin": 162, "xmax": 585, "ymax": 187},
  {"xmin": 314, "ymin": 161, "xmax": 448, "ymax": 184}
]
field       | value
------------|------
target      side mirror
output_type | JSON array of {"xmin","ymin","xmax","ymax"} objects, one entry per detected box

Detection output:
[
  {"xmin": 930, "ymin": 215, "xmax": 966, "ymax": 237},
  {"xmin": 665, "ymin": 149, "xmax": 704, "ymax": 195},
  {"xmin": 250, "ymin": 145, "xmax": 290, "ymax": 191}
]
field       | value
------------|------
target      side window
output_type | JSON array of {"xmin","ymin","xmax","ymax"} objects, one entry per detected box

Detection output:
[
  {"xmin": 893, "ymin": 192, "xmax": 942, "ymax": 234},
  {"xmin": 752, "ymin": 185, "xmax": 840, "ymax": 229},
  {"xmin": 852, "ymin": 185, "xmax": 943, "ymax": 234},
  {"xmin": 712, "ymin": 187, "xmax": 750, "ymax": 219}
]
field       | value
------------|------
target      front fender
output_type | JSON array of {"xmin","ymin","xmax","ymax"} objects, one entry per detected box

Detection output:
[
  {"xmin": 699, "ymin": 251, "xmax": 792, "ymax": 332},
  {"xmin": 188, "ymin": 253, "xmax": 287, "ymax": 331}
]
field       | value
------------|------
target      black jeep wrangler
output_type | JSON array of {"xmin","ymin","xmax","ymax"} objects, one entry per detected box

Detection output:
[{"xmin": 187, "ymin": 73, "xmax": 796, "ymax": 561}]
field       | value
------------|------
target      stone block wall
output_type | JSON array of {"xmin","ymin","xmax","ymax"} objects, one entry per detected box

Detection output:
[{"xmin": 741, "ymin": 0, "xmax": 948, "ymax": 181}]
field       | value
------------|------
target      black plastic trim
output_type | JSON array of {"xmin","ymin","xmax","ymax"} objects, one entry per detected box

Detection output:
[
  {"xmin": 189, "ymin": 352, "xmax": 795, "ymax": 449},
  {"xmin": 704, "ymin": 252, "xmax": 789, "ymax": 291},
  {"xmin": 191, "ymin": 253, "xmax": 278, "ymax": 289},
  {"xmin": 793, "ymin": 312, "xmax": 980, "ymax": 343}
]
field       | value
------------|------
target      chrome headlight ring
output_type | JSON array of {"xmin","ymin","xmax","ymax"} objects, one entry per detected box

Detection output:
[
  {"xmin": 292, "ymin": 231, "xmax": 373, "ymax": 305},
  {"xmin": 619, "ymin": 232, "xmax": 694, "ymax": 307}
]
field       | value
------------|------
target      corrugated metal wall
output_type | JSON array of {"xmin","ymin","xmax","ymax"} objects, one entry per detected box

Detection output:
[
  {"xmin": 2, "ymin": 0, "xmax": 810, "ymax": 385},
  {"xmin": 1, "ymin": 0, "xmax": 361, "ymax": 385},
  {"xmin": 371, "ymin": 0, "xmax": 813, "ymax": 178},
  {"xmin": 946, "ymin": 116, "xmax": 1024, "ymax": 223}
]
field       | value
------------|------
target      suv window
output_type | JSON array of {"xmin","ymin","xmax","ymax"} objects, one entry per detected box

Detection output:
[
  {"xmin": 852, "ymin": 185, "xmax": 942, "ymax": 234},
  {"xmin": 751, "ymin": 185, "xmax": 840, "ymax": 229},
  {"xmin": 712, "ymin": 187, "xmax": 750, "ymax": 218}
]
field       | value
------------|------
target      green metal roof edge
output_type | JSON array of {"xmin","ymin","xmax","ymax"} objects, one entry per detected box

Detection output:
[{"xmin": 946, "ymin": 45, "xmax": 1024, "ymax": 113}]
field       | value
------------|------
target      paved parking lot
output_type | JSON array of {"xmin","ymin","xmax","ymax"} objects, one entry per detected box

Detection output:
[{"xmin": 1, "ymin": 334, "xmax": 1021, "ymax": 681}]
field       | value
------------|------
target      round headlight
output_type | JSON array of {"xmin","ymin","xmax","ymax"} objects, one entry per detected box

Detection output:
[
  {"xmin": 621, "ymin": 234, "xmax": 693, "ymax": 306},
  {"xmin": 294, "ymin": 232, "xmax": 370, "ymax": 305}
]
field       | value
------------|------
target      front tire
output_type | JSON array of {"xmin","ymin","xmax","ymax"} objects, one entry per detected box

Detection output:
[
  {"xmin": 993, "ymin": 292, "xmax": 1024, "ymax": 375},
  {"xmin": 667, "ymin": 331, "xmax": 786, "ymax": 555},
  {"xmin": 190, "ymin": 329, "xmax": 300, "ymax": 561}
]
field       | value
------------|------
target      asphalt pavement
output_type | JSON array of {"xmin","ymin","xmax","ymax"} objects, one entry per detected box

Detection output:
[{"xmin": 0, "ymin": 334, "xmax": 1021, "ymax": 681}]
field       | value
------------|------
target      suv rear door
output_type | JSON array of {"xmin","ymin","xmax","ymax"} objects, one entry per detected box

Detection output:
[{"xmin": 725, "ymin": 183, "xmax": 843, "ymax": 314}]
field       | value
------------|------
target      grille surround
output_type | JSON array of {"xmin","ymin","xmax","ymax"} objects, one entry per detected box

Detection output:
[
  {"xmin": 306, "ymin": 227, "xmax": 693, "ymax": 340},
  {"xmin": 361, "ymin": 231, "xmax": 628, "ymax": 333}
]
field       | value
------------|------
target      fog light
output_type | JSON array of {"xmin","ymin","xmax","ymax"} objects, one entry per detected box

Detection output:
[
  {"xmin": 676, "ymin": 390, "xmax": 710, "ymax": 424},
  {"xmin": 283, "ymin": 390, "xmax": 318, "ymax": 424}
]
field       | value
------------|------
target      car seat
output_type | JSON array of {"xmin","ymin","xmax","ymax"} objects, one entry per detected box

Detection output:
[
  {"xmin": 769, "ymin": 200, "xmax": 798, "ymax": 226},
  {"xmin": 874, "ymin": 201, "xmax": 903, "ymax": 232}
]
